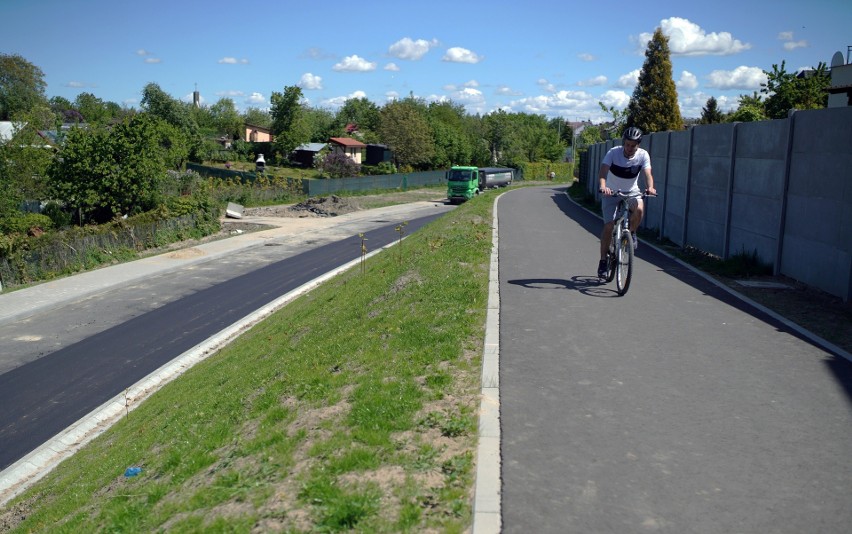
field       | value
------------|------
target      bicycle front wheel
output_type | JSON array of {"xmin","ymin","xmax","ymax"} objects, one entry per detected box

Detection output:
[{"xmin": 616, "ymin": 232, "xmax": 634, "ymax": 295}]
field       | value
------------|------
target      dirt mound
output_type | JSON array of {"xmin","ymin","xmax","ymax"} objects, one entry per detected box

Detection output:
[{"xmin": 244, "ymin": 195, "xmax": 360, "ymax": 218}]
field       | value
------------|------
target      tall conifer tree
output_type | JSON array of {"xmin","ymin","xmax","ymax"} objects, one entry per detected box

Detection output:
[{"xmin": 626, "ymin": 28, "xmax": 683, "ymax": 134}]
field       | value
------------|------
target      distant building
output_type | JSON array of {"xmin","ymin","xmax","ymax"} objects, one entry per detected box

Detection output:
[
  {"xmin": 828, "ymin": 48, "xmax": 852, "ymax": 108},
  {"xmin": 328, "ymin": 137, "xmax": 366, "ymax": 164},
  {"xmin": 365, "ymin": 144, "xmax": 392, "ymax": 166},
  {"xmin": 291, "ymin": 142, "xmax": 327, "ymax": 167},
  {"xmin": 245, "ymin": 123, "xmax": 273, "ymax": 143}
]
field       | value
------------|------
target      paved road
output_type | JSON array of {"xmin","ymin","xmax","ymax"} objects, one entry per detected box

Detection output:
[
  {"xmin": 498, "ymin": 186, "xmax": 852, "ymax": 533},
  {"xmin": 0, "ymin": 201, "xmax": 452, "ymax": 471}
]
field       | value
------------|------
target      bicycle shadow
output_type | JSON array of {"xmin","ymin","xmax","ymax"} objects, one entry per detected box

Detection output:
[{"xmin": 507, "ymin": 276, "xmax": 622, "ymax": 298}]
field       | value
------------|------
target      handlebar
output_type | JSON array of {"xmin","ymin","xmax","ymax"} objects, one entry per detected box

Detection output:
[{"xmin": 604, "ymin": 189, "xmax": 657, "ymax": 198}]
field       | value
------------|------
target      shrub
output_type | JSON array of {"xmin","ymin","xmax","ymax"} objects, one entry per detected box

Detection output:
[
  {"xmin": 0, "ymin": 212, "xmax": 54, "ymax": 235},
  {"xmin": 42, "ymin": 202, "xmax": 73, "ymax": 229},
  {"xmin": 316, "ymin": 152, "xmax": 361, "ymax": 178}
]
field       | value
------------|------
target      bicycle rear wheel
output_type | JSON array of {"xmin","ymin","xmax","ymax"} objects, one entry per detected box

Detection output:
[{"xmin": 615, "ymin": 232, "xmax": 634, "ymax": 295}]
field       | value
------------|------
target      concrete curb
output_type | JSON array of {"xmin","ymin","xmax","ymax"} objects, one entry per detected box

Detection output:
[{"xmin": 472, "ymin": 193, "xmax": 503, "ymax": 534}]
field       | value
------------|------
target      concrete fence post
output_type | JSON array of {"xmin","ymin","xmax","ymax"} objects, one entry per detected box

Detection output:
[
  {"xmin": 775, "ymin": 111, "xmax": 797, "ymax": 276},
  {"xmin": 722, "ymin": 123, "xmax": 740, "ymax": 259}
]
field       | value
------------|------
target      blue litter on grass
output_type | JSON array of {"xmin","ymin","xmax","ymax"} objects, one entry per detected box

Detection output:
[{"xmin": 124, "ymin": 467, "xmax": 142, "ymax": 477}]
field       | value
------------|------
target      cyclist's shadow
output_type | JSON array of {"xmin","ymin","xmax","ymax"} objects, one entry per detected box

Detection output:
[{"xmin": 507, "ymin": 276, "xmax": 621, "ymax": 298}]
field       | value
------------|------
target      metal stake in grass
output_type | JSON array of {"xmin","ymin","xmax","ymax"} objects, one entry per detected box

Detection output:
[
  {"xmin": 395, "ymin": 221, "xmax": 408, "ymax": 263},
  {"xmin": 359, "ymin": 232, "xmax": 368, "ymax": 274}
]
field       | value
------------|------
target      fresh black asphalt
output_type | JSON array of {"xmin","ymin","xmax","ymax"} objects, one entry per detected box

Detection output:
[
  {"xmin": 498, "ymin": 186, "xmax": 852, "ymax": 533},
  {"xmin": 0, "ymin": 215, "xmax": 442, "ymax": 470}
]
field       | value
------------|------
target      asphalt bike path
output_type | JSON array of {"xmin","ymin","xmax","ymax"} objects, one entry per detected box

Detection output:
[{"xmin": 497, "ymin": 186, "xmax": 852, "ymax": 533}]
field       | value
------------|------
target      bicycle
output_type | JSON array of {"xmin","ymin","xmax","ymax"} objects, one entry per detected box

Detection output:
[{"xmin": 601, "ymin": 190, "xmax": 654, "ymax": 296}]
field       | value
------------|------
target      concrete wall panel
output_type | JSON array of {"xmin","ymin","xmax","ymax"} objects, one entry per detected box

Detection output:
[{"xmin": 587, "ymin": 107, "xmax": 852, "ymax": 300}]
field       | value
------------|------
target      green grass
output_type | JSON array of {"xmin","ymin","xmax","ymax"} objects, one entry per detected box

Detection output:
[{"xmin": 2, "ymin": 190, "xmax": 499, "ymax": 533}]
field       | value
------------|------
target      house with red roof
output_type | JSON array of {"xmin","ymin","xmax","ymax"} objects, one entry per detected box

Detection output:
[{"xmin": 328, "ymin": 137, "xmax": 366, "ymax": 164}]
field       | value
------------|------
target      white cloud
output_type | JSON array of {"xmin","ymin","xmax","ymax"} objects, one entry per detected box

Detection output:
[
  {"xmin": 598, "ymin": 90, "xmax": 631, "ymax": 109},
  {"xmin": 678, "ymin": 70, "xmax": 699, "ymax": 90},
  {"xmin": 496, "ymin": 85, "xmax": 522, "ymax": 96},
  {"xmin": 332, "ymin": 55, "xmax": 377, "ymax": 72},
  {"xmin": 216, "ymin": 90, "xmax": 245, "ymax": 97},
  {"xmin": 388, "ymin": 37, "xmax": 439, "ymax": 60},
  {"xmin": 778, "ymin": 30, "xmax": 808, "ymax": 51},
  {"xmin": 321, "ymin": 90, "xmax": 368, "ymax": 108},
  {"xmin": 302, "ymin": 47, "xmax": 336, "ymax": 60},
  {"xmin": 705, "ymin": 66, "xmax": 766, "ymax": 90},
  {"xmin": 384, "ymin": 63, "xmax": 400, "ymax": 71},
  {"xmin": 136, "ymin": 49, "xmax": 150, "ymax": 56},
  {"xmin": 537, "ymin": 78, "xmax": 557, "ymax": 93},
  {"xmin": 385, "ymin": 91, "xmax": 400, "ymax": 102},
  {"xmin": 66, "ymin": 81, "xmax": 85, "ymax": 88},
  {"xmin": 218, "ymin": 57, "xmax": 250, "ymax": 65},
  {"xmin": 639, "ymin": 17, "xmax": 751, "ymax": 56},
  {"xmin": 123, "ymin": 98, "xmax": 137, "ymax": 107},
  {"xmin": 616, "ymin": 69, "xmax": 640, "ymax": 88},
  {"xmin": 454, "ymin": 87, "xmax": 484, "ymax": 103},
  {"xmin": 578, "ymin": 75, "xmax": 607, "ymax": 87},
  {"xmin": 246, "ymin": 92, "xmax": 267, "ymax": 106},
  {"xmin": 578, "ymin": 53, "xmax": 596, "ymax": 62},
  {"xmin": 443, "ymin": 47, "xmax": 482, "ymax": 64},
  {"xmin": 509, "ymin": 89, "xmax": 596, "ymax": 116},
  {"xmin": 144, "ymin": 57, "xmax": 161, "ymax": 64},
  {"xmin": 298, "ymin": 72, "xmax": 323, "ymax": 90}
]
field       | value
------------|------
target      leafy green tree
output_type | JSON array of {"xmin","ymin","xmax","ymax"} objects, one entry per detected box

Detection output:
[
  {"xmin": 209, "ymin": 98, "xmax": 243, "ymax": 139},
  {"xmin": 599, "ymin": 103, "xmax": 629, "ymax": 136},
  {"xmin": 0, "ymin": 119, "xmax": 53, "ymax": 217},
  {"xmin": 427, "ymin": 101, "xmax": 473, "ymax": 168},
  {"xmin": 0, "ymin": 54, "xmax": 48, "ymax": 121},
  {"xmin": 48, "ymin": 114, "xmax": 182, "ymax": 223},
  {"xmin": 482, "ymin": 109, "xmax": 514, "ymax": 165},
  {"xmin": 303, "ymin": 107, "xmax": 336, "ymax": 143},
  {"xmin": 379, "ymin": 98, "xmax": 435, "ymax": 169},
  {"xmin": 548, "ymin": 117, "xmax": 574, "ymax": 145},
  {"xmin": 761, "ymin": 60, "xmax": 830, "ymax": 119},
  {"xmin": 511, "ymin": 113, "xmax": 565, "ymax": 164},
  {"xmin": 462, "ymin": 113, "xmax": 492, "ymax": 167},
  {"xmin": 700, "ymin": 96, "xmax": 724, "ymax": 124},
  {"xmin": 626, "ymin": 27, "xmax": 683, "ymax": 133},
  {"xmin": 141, "ymin": 83, "xmax": 202, "ymax": 161},
  {"xmin": 334, "ymin": 97, "xmax": 380, "ymax": 137},
  {"xmin": 270, "ymin": 86, "xmax": 308, "ymax": 159},
  {"xmin": 243, "ymin": 107, "xmax": 271, "ymax": 129},
  {"xmin": 726, "ymin": 92, "xmax": 767, "ymax": 122},
  {"xmin": 74, "ymin": 92, "xmax": 111, "ymax": 125}
]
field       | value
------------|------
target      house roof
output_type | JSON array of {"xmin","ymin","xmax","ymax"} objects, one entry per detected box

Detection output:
[
  {"xmin": 245, "ymin": 123, "xmax": 271, "ymax": 132},
  {"xmin": 294, "ymin": 142, "xmax": 327, "ymax": 152},
  {"xmin": 329, "ymin": 137, "xmax": 366, "ymax": 148}
]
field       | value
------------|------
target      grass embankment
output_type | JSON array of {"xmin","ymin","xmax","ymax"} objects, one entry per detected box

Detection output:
[{"xmin": 3, "ymin": 193, "xmax": 496, "ymax": 532}]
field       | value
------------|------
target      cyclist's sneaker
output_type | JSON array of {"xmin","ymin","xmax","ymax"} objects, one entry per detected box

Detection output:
[
  {"xmin": 632, "ymin": 232, "xmax": 638, "ymax": 250},
  {"xmin": 597, "ymin": 259, "xmax": 607, "ymax": 278}
]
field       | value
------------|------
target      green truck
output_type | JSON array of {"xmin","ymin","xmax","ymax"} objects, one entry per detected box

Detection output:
[{"xmin": 446, "ymin": 166, "xmax": 514, "ymax": 203}]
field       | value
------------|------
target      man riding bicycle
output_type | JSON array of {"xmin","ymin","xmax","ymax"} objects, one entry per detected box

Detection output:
[{"xmin": 597, "ymin": 127, "xmax": 656, "ymax": 278}]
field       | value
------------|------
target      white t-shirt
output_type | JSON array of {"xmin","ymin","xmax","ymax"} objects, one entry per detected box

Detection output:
[{"xmin": 602, "ymin": 146, "xmax": 651, "ymax": 194}]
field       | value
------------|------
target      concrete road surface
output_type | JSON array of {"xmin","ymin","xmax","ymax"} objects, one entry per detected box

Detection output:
[{"xmin": 498, "ymin": 186, "xmax": 852, "ymax": 533}]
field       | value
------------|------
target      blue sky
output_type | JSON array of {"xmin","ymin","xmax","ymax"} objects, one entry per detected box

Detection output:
[{"xmin": 2, "ymin": 0, "xmax": 849, "ymax": 122}]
